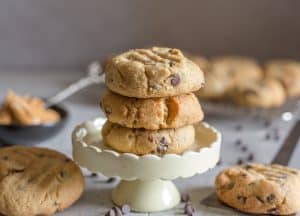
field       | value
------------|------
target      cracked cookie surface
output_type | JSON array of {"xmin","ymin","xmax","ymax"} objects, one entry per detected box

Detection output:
[
  {"xmin": 102, "ymin": 121, "xmax": 195, "ymax": 155},
  {"xmin": 265, "ymin": 60, "xmax": 300, "ymax": 97},
  {"xmin": 215, "ymin": 163, "xmax": 300, "ymax": 215},
  {"xmin": 105, "ymin": 47, "xmax": 205, "ymax": 98},
  {"xmin": 0, "ymin": 146, "xmax": 84, "ymax": 216},
  {"xmin": 100, "ymin": 90, "xmax": 203, "ymax": 130}
]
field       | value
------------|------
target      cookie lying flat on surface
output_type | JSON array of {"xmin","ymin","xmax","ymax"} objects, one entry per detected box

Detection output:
[
  {"xmin": 105, "ymin": 47, "xmax": 205, "ymax": 98},
  {"xmin": 265, "ymin": 60, "xmax": 300, "ymax": 97},
  {"xmin": 211, "ymin": 56, "xmax": 263, "ymax": 84},
  {"xmin": 102, "ymin": 121, "xmax": 195, "ymax": 155},
  {"xmin": 232, "ymin": 79, "xmax": 286, "ymax": 108},
  {"xmin": 215, "ymin": 163, "xmax": 300, "ymax": 215},
  {"xmin": 0, "ymin": 146, "xmax": 84, "ymax": 216},
  {"xmin": 100, "ymin": 90, "xmax": 204, "ymax": 130}
]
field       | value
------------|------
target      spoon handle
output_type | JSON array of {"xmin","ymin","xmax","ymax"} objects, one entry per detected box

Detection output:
[{"xmin": 46, "ymin": 62, "xmax": 104, "ymax": 107}]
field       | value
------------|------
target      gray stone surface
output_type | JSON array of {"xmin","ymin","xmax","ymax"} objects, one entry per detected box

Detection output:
[{"xmin": 0, "ymin": 71, "xmax": 299, "ymax": 215}]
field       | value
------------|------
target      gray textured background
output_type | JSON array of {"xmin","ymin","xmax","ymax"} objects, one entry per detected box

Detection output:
[{"xmin": 0, "ymin": 0, "xmax": 300, "ymax": 70}]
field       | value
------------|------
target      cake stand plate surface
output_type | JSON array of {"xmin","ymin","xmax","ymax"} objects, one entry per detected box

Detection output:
[{"xmin": 72, "ymin": 118, "xmax": 221, "ymax": 212}]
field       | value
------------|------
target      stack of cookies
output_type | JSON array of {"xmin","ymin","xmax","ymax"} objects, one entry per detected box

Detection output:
[{"xmin": 100, "ymin": 47, "xmax": 205, "ymax": 155}]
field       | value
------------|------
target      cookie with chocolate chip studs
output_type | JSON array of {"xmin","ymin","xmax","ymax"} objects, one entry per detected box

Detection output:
[
  {"xmin": 100, "ymin": 90, "xmax": 204, "ymax": 130},
  {"xmin": 102, "ymin": 121, "xmax": 195, "ymax": 155},
  {"xmin": 0, "ymin": 146, "xmax": 84, "ymax": 216},
  {"xmin": 232, "ymin": 79, "xmax": 286, "ymax": 108},
  {"xmin": 215, "ymin": 163, "xmax": 300, "ymax": 215},
  {"xmin": 265, "ymin": 60, "xmax": 300, "ymax": 97},
  {"xmin": 105, "ymin": 47, "xmax": 205, "ymax": 98}
]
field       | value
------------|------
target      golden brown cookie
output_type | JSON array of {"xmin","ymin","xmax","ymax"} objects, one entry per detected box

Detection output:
[
  {"xmin": 232, "ymin": 79, "xmax": 286, "ymax": 108},
  {"xmin": 265, "ymin": 60, "xmax": 300, "ymax": 97},
  {"xmin": 215, "ymin": 163, "xmax": 300, "ymax": 215},
  {"xmin": 102, "ymin": 121, "xmax": 195, "ymax": 155},
  {"xmin": 0, "ymin": 146, "xmax": 84, "ymax": 216},
  {"xmin": 105, "ymin": 47, "xmax": 205, "ymax": 98},
  {"xmin": 100, "ymin": 90, "xmax": 204, "ymax": 130}
]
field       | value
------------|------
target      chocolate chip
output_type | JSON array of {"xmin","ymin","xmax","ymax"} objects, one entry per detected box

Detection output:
[
  {"xmin": 169, "ymin": 61, "xmax": 175, "ymax": 67},
  {"xmin": 184, "ymin": 203, "xmax": 195, "ymax": 215},
  {"xmin": 266, "ymin": 194, "xmax": 276, "ymax": 203},
  {"xmin": 247, "ymin": 153, "xmax": 254, "ymax": 162},
  {"xmin": 170, "ymin": 74, "xmax": 180, "ymax": 86},
  {"xmin": 181, "ymin": 193, "xmax": 190, "ymax": 202},
  {"xmin": 160, "ymin": 137, "xmax": 167, "ymax": 145},
  {"xmin": 235, "ymin": 124, "xmax": 243, "ymax": 131},
  {"xmin": 241, "ymin": 146, "xmax": 248, "ymax": 152},
  {"xmin": 237, "ymin": 158, "xmax": 244, "ymax": 165},
  {"xmin": 2, "ymin": 156, "xmax": 8, "ymax": 160},
  {"xmin": 91, "ymin": 173, "xmax": 98, "ymax": 177},
  {"xmin": 148, "ymin": 136, "xmax": 153, "ymax": 142},
  {"xmin": 112, "ymin": 206, "xmax": 122, "ymax": 216},
  {"xmin": 60, "ymin": 171, "xmax": 68, "ymax": 178},
  {"xmin": 237, "ymin": 195, "xmax": 247, "ymax": 204},
  {"xmin": 107, "ymin": 177, "xmax": 116, "ymax": 183},
  {"xmin": 255, "ymin": 196, "xmax": 264, "ymax": 203},
  {"xmin": 37, "ymin": 153, "xmax": 45, "ymax": 158},
  {"xmin": 265, "ymin": 133, "xmax": 271, "ymax": 140},
  {"xmin": 235, "ymin": 139, "xmax": 242, "ymax": 146},
  {"xmin": 121, "ymin": 204, "xmax": 130, "ymax": 214}
]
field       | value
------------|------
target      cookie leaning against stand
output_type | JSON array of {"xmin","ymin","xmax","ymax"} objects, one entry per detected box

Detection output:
[
  {"xmin": 0, "ymin": 146, "xmax": 84, "ymax": 216},
  {"xmin": 215, "ymin": 163, "xmax": 300, "ymax": 215},
  {"xmin": 100, "ymin": 90, "xmax": 204, "ymax": 130},
  {"xmin": 105, "ymin": 47, "xmax": 205, "ymax": 98},
  {"xmin": 102, "ymin": 121, "xmax": 195, "ymax": 155}
]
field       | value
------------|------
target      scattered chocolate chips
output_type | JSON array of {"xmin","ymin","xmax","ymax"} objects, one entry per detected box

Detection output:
[
  {"xmin": 235, "ymin": 124, "xmax": 243, "ymax": 131},
  {"xmin": 247, "ymin": 153, "xmax": 254, "ymax": 162},
  {"xmin": 184, "ymin": 203, "xmax": 195, "ymax": 215},
  {"xmin": 181, "ymin": 193, "xmax": 190, "ymax": 202},
  {"xmin": 237, "ymin": 158, "xmax": 244, "ymax": 165},
  {"xmin": 170, "ymin": 74, "xmax": 180, "ymax": 86},
  {"xmin": 241, "ymin": 146, "xmax": 248, "ymax": 152},
  {"xmin": 235, "ymin": 139, "xmax": 242, "ymax": 146}
]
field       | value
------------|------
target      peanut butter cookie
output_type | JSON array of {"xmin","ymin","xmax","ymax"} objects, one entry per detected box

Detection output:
[
  {"xmin": 100, "ymin": 90, "xmax": 203, "ymax": 130},
  {"xmin": 215, "ymin": 163, "xmax": 300, "ymax": 215},
  {"xmin": 102, "ymin": 121, "xmax": 195, "ymax": 155},
  {"xmin": 105, "ymin": 47, "xmax": 205, "ymax": 98},
  {"xmin": 0, "ymin": 146, "xmax": 84, "ymax": 216}
]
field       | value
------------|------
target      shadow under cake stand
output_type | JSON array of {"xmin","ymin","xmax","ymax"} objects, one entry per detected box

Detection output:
[{"xmin": 72, "ymin": 118, "xmax": 221, "ymax": 212}]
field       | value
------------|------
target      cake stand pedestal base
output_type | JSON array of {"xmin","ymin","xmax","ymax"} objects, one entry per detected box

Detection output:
[{"xmin": 112, "ymin": 179, "xmax": 180, "ymax": 212}]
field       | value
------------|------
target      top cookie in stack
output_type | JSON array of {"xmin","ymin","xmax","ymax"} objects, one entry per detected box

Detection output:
[{"xmin": 100, "ymin": 47, "xmax": 205, "ymax": 155}]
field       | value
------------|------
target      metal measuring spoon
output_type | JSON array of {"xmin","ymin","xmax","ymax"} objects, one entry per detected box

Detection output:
[{"xmin": 0, "ymin": 62, "xmax": 104, "ymax": 145}]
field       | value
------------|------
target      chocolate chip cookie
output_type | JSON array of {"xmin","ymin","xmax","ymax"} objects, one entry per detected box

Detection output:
[
  {"xmin": 100, "ymin": 90, "xmax": 204, "ymax": 130},
  {"xmin": 105, "ymin": 47, "xmax": 205, "ymax": 98},
  {"xmin": 232, "ymin": 79, "xmax": 286, "ymax": 108},
  {"xmin": 215, "ymin": 163, "xmax": 300, "ymax": 215},
  {"xmin": 265, "ymin": 60, "xmax": 300, "ymax": 97},
  {"xmin": 102, "ymin": 121, "xmax": 195, "ymax": 155},
  {"xmin": 0, "ymin": 146, "xmax": 84, "ymax": 216}
]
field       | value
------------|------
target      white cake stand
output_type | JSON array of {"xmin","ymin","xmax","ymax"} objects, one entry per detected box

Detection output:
[{"xmin": 72, "ymin": 117, "xmax": 221, "ymax": 212}]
